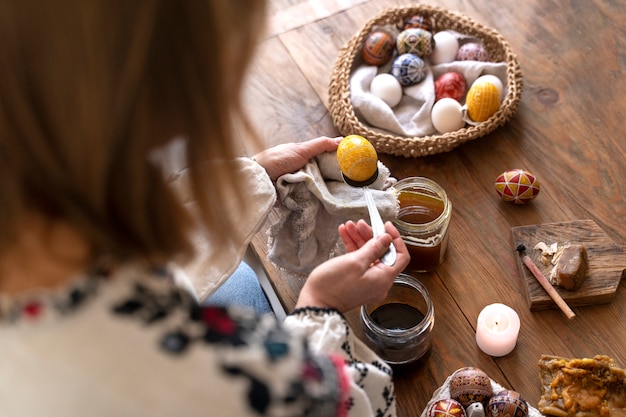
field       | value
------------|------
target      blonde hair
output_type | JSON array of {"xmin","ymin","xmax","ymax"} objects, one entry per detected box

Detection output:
[{"xmin": 0, "ymin": 0, "xmax": 267, "ymax": 264}]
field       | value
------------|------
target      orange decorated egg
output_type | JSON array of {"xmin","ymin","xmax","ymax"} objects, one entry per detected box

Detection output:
[
  {"xmin": 466, "ymin": 80, "xmax": 501, "ymax": 122},
  {"xmin": 337, "ymin": 135, "xmax": 378, "ymax": 183},
  {"xmin": 362, "ymin": 31, "xmax": 395, "ymax": 66},
  {"xmin": 494, "ymin": 169, "xmax": 541, "ymax": 204}
]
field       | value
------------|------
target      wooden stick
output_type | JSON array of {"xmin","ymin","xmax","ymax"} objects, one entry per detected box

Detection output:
[{"xmin": 520, "ymin": 254, "xmax": 576, "ymax": 320}]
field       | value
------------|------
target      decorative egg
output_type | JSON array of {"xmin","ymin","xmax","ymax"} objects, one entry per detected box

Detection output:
[
  {"xmin": 362, "ymin": 30, "xmax": 395, "ymax": 66},
  {"xmin": 494, "ymin": 169, "xmax": 541, "ymax": 204},
  {"xmin": 370, "ymin": 73, "xmax": 403, "ymax": 107},
  {"xmin": 473, "ymin": 75, "xmax": 504, "ymax": 100},
  {"xmin": 404, "ymin": 14, "xmax": 430, "ymax": 31},
  {"xmin": 431, "ymin": 98, "xmax": 464, "ymax": 133},
  {"xmin": 449, "ymin": 367, "xmax": 494, "ymax": 407},
  {"xmin": 336, "ymin": 135, "xmax": 378, "ymax": 183},
  {"xmin": 466, "ymin": 81, "xmax": 501, "ymax": 122},
  {"xmin": 430, "ymin": 31, "xmax": 459, "ymax": 64},
  {"xmin": 456, "ymin": 42, "xmax": 490, "ymax": 62},
  {"xmin": 396, "ymin": 28, "xmax": 434, "ymax": 57},
  {"xmin": 435, "ymin": 72, "xmax": 467, "ymax": 102},
  {"xmin": 427, "ymin": 399, "xmax": 467, "ymax": 417},
  {"xmin": 391, "ymin": 53, "xmax": 427, "ymax": 86},
  {"xmin": 487, "ymin": 390, "xmax": 529, "ymax": 417}
]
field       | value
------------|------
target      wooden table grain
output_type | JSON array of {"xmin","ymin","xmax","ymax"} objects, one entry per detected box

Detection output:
[{"xmin": 244, "ymin": 1, "xmax": 626, "ymax": 416}]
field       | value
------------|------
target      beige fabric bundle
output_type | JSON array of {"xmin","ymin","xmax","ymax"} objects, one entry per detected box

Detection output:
[{"xmin": 268, "ymin": 151, "xmax": 398, "ymax": 275}]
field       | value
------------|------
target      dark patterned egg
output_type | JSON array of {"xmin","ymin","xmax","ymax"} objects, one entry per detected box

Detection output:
[
  {"xmin": 361, "ymin": 30, "xmax": 395, "ymax": 66},
  {"xmin": 456, "ymin": 42, "xmax": 490, "ymax": 62},
  {"xmin": 494, "ymin": 169, "xmax": 541, "ymax": 204},
  {"xmin": 391, "ymin": 53, "xmax": 426, "ymax": 86},
  {"xmin": 427, "ymin": 398, "xmax": 467, "ymax": 417},
  {"xmin": 449, "ymin": 367, "xmax": 493, "ymax": 407},
  {"xmin": 404, "ymin": 14, "xmax": 430, "ymax": 31},
  {"xmin": 396, "ymin": 28, "xmax": 433, "ymax": 57},
  {"xmin": 488, "ymin": 390, "xmax": 529, "ymax": 417}
]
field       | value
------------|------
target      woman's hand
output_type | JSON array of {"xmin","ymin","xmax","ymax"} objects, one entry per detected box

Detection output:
[
  {"xmin": 252, "ymin": 136, "xmax": 341, "ymax": 181},
  {"xmin": 295, "ymin": 220, "xmax": 410, "ymax": 313}
]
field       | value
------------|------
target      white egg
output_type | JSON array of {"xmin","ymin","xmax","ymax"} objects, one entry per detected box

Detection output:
[
  {"xmin": 370, "ymin": 73, "xmax": 403, "ymax": 107},
  {"xmin": 473, "ymin": 75, "xmax": 505, "ymax": 99},
  {"xmin": 431, "ymin": 98, "xmax": 465, "ymax": 133},
  {"xmin": 430, "ymin": 31, "xmax": 459, "ymax": 65}
]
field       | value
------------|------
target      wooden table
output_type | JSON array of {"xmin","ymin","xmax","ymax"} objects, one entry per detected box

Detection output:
[{"xmin": 243, "ymin": 1, "xmax": 626, "ymax": 416}]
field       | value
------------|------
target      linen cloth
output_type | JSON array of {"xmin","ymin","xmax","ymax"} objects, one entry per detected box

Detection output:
[
  {"xmin": 351, "ymin": 30, "xmax": 509, "ymax": 137},
  {"xmin": 268, "ymin": 151, "xmax": 399, "ymax": 274}
]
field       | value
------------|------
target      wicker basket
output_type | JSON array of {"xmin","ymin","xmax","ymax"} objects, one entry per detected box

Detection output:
[{"xmin": 328, "ymin": 4, "xmax": 523, "ymax": 157}]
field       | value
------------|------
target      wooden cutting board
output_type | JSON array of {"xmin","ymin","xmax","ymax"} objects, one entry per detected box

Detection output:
[{"xmin": 511, "ymin": 220, "xmax": 626, "ymax": 310}]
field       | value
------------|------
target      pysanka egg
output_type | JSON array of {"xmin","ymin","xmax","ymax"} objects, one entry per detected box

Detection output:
[
  {"xmin": 435, "ymin": 72, "xmax": 467, "ymax": 102},
  {"xmin": 495, "ymin": 169, "xmax": 541, "ymax": 204},
  {"xmin": 391, "ymin": 53, "xmax": 426, "ymax": 86},
  {"xmin": 449, "ymin": 367, "xmax": 494, "ymax": 407},
  {"xmin": 466, "ymin": 81, "xmax": 501, "ymax": 122},
  {"xmin": 404, "ymin": 14, "xmax": 430, "ymax": 31},
  {"xmin": 396, "ymin": 28, "xmax": 434, "ymax": 57},
  {"xmin": 427, "ymin": 399, "xmax": 467, "ymax": 417},
  {"xmin": 362, "ymin": 30, "xmax": 395, "ymax": 66},
  {"xmin": 456, "ymin": 42, "xmax": 490, "ymax": 62},
  {"xmin": 488, "ymin": 390, "xmax": 529, "ymax": 417},
  {"xmin": 337, "ymin": 135, "xmax": 378, "ymax": 183}
]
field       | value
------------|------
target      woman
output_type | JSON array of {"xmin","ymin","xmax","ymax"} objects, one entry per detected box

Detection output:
[{"xmin": 0, "ymin": 1, "xmax": 410, "ymax": 416}]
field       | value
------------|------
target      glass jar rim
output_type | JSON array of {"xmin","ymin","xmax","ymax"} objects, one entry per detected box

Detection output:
[
  {"xmin": 393, "ymin": 176, "xmax": 451, "ymax": 232},
  {"xmin": 360, "ymin": 274, "xmax": 434, "ymax": 336}
]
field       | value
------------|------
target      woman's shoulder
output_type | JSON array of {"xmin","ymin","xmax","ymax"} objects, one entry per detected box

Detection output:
[{"xmin": 0, "ymin": 265, "xmax": 346, "ymax": 417}]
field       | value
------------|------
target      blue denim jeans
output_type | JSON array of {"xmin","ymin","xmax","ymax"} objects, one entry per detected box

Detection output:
[{"xmin": 206, "ymin": 261, "xmax": 273, "ymax": 315}]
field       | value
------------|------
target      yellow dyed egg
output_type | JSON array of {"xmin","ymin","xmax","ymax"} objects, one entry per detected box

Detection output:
[
  {"xmin": 337, "ymin": 135, "xmax": 378, "ymax": 183},
  {"xmin": 466, "ymin": 81, "xmax": 501, "ymax": 122}
]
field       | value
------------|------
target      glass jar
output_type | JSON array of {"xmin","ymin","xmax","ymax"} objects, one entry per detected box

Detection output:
[
  {"xmin": 360, "ymin": 274, "xmax": 434, "ymax": 365},
  {"xmin": 392, "ymin": 177, "xmax": 452, "ymax": 272}
]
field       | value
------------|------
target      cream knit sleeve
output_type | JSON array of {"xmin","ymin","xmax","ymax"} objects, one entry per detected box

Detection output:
[{"xmin": 284, "ymin": 308, "xmax": 397, "ymax": 417}]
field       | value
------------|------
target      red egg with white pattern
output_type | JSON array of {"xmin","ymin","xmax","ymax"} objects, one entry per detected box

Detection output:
[
  {"xmin": 435, "ymin": 72, "xmax": 467, "ymax": 102},
  {"xmin": 427, "ymin": 399, "xmax": 467, "ymax": 417}
]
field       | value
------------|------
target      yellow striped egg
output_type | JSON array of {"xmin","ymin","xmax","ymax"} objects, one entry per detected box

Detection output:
[
  {"xmin": 466, "ymin": 80, "xmax": 501, "ymax": 122},
  {"xmin": 337, "ymin": 135, "xmax": 378, "ymax": 182}
]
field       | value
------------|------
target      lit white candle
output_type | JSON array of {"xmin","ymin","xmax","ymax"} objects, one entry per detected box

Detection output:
[{"xmin": 475, "ymin": 303, "xmax": 520, "ymax": 357}]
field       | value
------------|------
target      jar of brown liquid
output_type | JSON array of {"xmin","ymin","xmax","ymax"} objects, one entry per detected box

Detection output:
[
  {"xmin": 392, "ymin": 177, "xmax": 452, "ymax": 272},
  {"xmin": 360, "ymin": 274, "xmax": 434, "ymax": 365}
]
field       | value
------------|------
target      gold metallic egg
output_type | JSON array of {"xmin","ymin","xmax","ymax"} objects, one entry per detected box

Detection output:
[
  {"xmin": 466, "ymin": 81, "xmax": 501, "ymax": 122},
  {"xmin": 337, "ymin": 135, "xmax": 378, "ymax": 182}
]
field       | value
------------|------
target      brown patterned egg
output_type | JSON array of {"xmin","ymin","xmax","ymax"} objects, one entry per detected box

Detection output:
[
  {"xmin": 337, "ymin": 135, "xmax": 378, "ymax": 183},
  {"xmin": 361, "ymin": 30, "xmax": 395, "ymax": 66},
  {"xmin": 487, "ymin": 390, "xmax": 529, "ymax": 417},
  {"xmin": 449, "ymin": 367, "xmax": 493, "ymax": 407},
  {"xmin": 466, "ymin": 80, "xmax": 501, "ymax": 122},
  {"xmin": 427, "ymin": 398, "xmax": 467, "ymax": 417}
]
